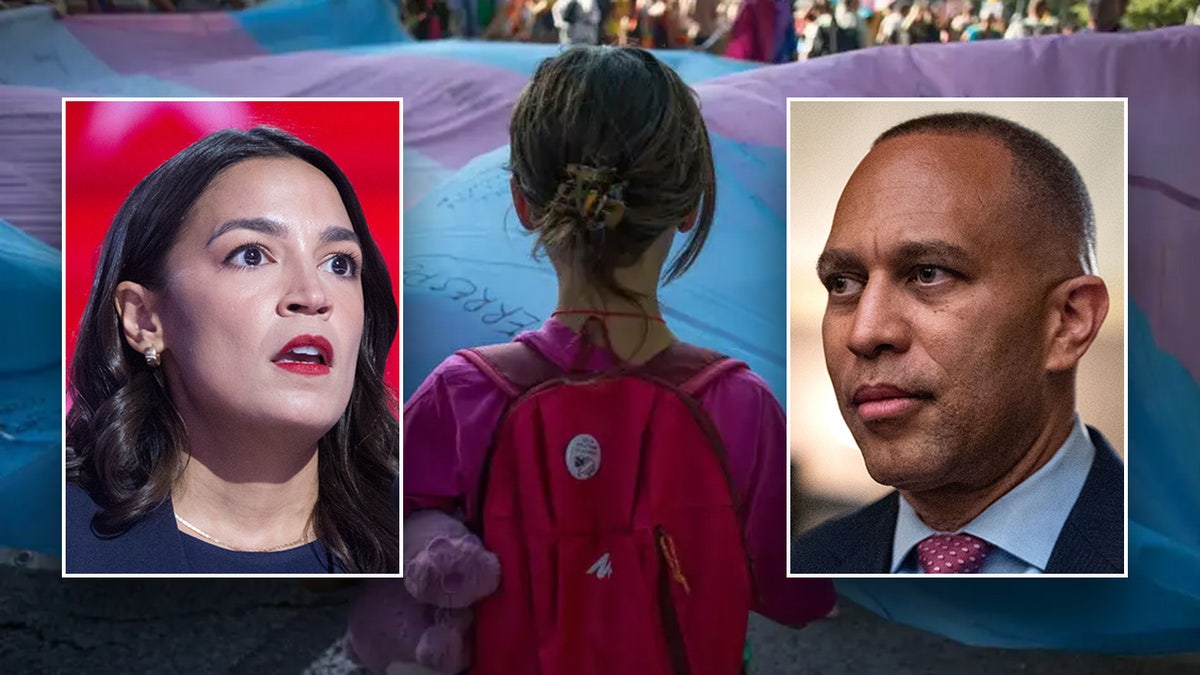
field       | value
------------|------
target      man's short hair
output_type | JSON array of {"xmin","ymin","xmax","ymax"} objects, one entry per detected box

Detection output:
[{"xmin": 874, "ymin": 112, "xmax": 1097, "ymax": 274}]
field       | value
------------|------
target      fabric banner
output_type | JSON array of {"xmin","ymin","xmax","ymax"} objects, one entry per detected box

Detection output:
[{"xmin": 0, "ymin": 2, "xmax": 1197, "ymax": 652}]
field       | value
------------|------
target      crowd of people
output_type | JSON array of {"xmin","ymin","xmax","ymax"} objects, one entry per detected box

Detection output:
[
  {"xmin": 4, "ymin": 0, "xmax": 1196, "ymax": 62},
  {"xmin": 402, "ymin": 0, "xmax": 1169, "ymax": 61},
  {"xmin": 0, "ymin": 0, "xmax": 247, "ymax": 13},
  {"xmin": 401, "ymin": 0, "xmax": 736, "ymax": 49},
  {"xmin": 797, "ymin": 0, "xmax": 1075, "ymax": 59}
]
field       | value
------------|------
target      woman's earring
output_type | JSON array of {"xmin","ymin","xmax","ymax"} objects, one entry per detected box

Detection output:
[{"xmin": 145, "ymin": 347, "xmax": 161, "ymax": 368}]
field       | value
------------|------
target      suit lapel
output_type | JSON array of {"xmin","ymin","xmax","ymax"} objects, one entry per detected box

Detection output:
[
  {"xmin": 838, "ymin": 492, "xmax": 899, "ymax": 573},
  {"xmin": 1045, "ymin": 427, "xmax": 1125, "ymax": 574}
]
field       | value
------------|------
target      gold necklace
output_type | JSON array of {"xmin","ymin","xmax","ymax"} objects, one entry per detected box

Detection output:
[{"xmin": 174, "ymin": 513, "xmax": 314, "ymax": 553}]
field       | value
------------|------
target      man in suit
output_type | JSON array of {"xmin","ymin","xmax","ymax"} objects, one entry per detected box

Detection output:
[{"xmin": 792, "ymin": 112, "xmax": 1124, "ymax": 575}]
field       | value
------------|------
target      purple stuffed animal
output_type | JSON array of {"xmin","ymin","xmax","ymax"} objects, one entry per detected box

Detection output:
[{"xmin": 345, "ymin": 510, "xmax": 501, "ymax": 675}]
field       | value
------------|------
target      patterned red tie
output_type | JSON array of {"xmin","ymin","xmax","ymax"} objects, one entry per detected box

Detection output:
[{"xmin": 917, "ymin": 533, "xmax": 995, "ymax": 574}]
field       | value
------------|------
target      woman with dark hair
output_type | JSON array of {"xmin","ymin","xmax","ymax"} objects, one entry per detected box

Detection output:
[{"xmin": 65, "ymin": 126, "xmax": 400, "ymax": 574}]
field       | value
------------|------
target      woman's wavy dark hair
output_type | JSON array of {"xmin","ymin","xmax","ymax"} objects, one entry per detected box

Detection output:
[{"xmin": 66, "ymin": 127, "xmax": 399, "ymax": 574}]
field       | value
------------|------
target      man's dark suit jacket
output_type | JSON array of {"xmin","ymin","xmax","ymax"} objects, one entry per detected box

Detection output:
[{"xmin": 790, "ymin": 426, "xmax": 1124, "ymax": 574}]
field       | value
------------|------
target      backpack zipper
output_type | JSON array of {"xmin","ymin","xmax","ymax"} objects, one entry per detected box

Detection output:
[{"xmin": 655, "ymin": 525, "xmax": 692, "ymax": 675}]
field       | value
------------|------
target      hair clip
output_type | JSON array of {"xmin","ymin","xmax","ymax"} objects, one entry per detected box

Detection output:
[{"xmin": 564, "ymin": 163, "xmax": 627, "ymax": 230}]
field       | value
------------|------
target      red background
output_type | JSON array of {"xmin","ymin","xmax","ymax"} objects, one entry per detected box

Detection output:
[{"xmin": 64, "ymin": 99, "xmax": 401, "ymax": 395}]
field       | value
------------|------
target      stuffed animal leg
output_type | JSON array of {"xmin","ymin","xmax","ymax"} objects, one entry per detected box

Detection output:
[
  {"xmin": 345, "ymin": 511, "xmax": 501, "ymax": 675},
  {"xmin": 403, "ymin": 510, "xmax": 501, "ymax": 609}
]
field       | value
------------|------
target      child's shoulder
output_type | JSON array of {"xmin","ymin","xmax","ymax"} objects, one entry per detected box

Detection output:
[
  {"xmin": 431, "ymin": 351, "xmax": 489, "ymax": 383},
  {"xmin": 684, "ymin": 351, "xmax": 784, "ymax": 455},
  {"xmin": 714, "ymin": 360, "xmax": 775, "ymax": 396},
  {"xmin": 714, "ymin": 362, "xmax": 778, "ymax": 400},
  {"xmin": 405, "ymin": 350, "xmax": 501, "ymax": 408},
  {"xmin": 687, "ymin": 347, "xmax": 781, "ymax": 411},
  {"xmin": 406, "ymin": 340, "xmax": 780, "ymax": 415}
]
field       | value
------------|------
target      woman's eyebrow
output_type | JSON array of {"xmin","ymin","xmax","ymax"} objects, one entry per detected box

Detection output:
[
  {"xmin": 206, "ymin": 217, "xmax": 285, "ymax": 247},
  {"xmin": 204, "ymin": 219, "xmax": 360, "ymax": 247},
  {"xmin": 321, "ymin": 226, "xmax": 360, "ymax": 246}
]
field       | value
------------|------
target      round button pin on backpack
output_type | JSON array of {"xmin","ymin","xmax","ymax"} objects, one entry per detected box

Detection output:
[{"xmin": 565, "ymin": 434, "xmax": 601, "ymax": 480}]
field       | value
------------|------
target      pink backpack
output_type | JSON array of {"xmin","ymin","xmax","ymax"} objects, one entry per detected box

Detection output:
[{"xmin": 457, "ymin": 340, "xmax": 755, "ymax": 675}]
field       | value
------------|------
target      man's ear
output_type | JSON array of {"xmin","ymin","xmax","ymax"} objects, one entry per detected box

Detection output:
[
  {"xmin": 1044, "ymin": 275, "xmax": 1109, "ymax": 372},
  {"xmin": 510, "ymin": 178, "xmax": 534, "ymax": 232},
  {"xmin": 114, "ymin": 281, "xmax": 165, "ymax": 358}
]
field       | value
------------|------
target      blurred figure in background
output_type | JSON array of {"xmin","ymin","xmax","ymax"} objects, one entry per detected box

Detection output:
[
  {"xmin": 798, "ymin": 0, "xmax": 830, "ymax": 57},
  {"xmin": 948, "ymin": 3, "xmax": 976, "ymax": 40},
  {"xmin": 726, "ymin": 0, "xmax": 798, "ymax": 61},
  {"xmin": 481, "ymin": 0, "xmax": 517, "ymax": 38},
  {"xmin": 877, "ymin": 0, "xmax": 911, "ymax": 44},
  {"xmin": 405, "ymin": 0, "xmax": 452, "ymax": 38},
  {"xmin": 901, "ymin": 0, "xmax": 941, "ymax": 43},
  {"xmin": 606, "ymin": 0, "xmax": 635, "ymax": 42},
  {"xmin": 1004, "ymin": 0, "xmax": 1058, "ymax": 38},
  {"xmin": 961, "ymin": 10, "xmax": 1004, "ymax": 39},
  {"xmin": 978, "ymin": 0, "xmax": 1003, "ymax": 22},
  {"xmin": 804, "ymin": 0, "xmax": 869, "ymax": 57},
  {"xmin": 1086, "ymin": 0, "xmax": 1128, "ymax": 31},
  {"xmin": 522, "ymin": 0, "xmax": 557, "ymax": 42},
  {"xmin": 675, "ymin": 0, "xmax": 720, "ymax": 44},
  {"xmin": 444, "ymin": 0, "xmax": 473, "ymax": 36},
  {"xmin": 638, "ymin": 0, "xmax": 690, "ymax": 47},
  {"xmin": 553, "ymin": 0, "xmax": 594, "ymax": 44}
]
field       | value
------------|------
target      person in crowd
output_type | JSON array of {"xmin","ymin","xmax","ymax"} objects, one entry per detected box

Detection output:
[
  {"xmin": 802, "ymin": 0, "xmax": 869, "ymax": 57},
  {"xmin": 961, "ymin": 9, "xmax": 1004, "ymax": 39},
  {"xmin": 901, "ymin": 0, "xmax": 941, "ymax": 43},
  {"xmin": 405, "ymin": 0, "xmax": 453, "ymax": 39},
  {"xmin": 1086, "ymin": 0, "xmax": 1128, "ymax": 31},
  {"xmin": 877, "ymin": 0, "xmax": 911, "ymax": 45},
  {"xmin": 948, "ymin": 4, "xmax": 976, "ymax": 40},
  {"xmin": 1004, "ymin": 0, "xmax": 1058, "ymax": 39},
  {"xmin": 553, "ymin": 0, "xmax": 605, "ymax": 43}
]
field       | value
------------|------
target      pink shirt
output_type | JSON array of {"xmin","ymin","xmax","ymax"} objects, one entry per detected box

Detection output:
[{"xmin": 403, "ymin": 319, "xmax": 835, "ymax": 627}]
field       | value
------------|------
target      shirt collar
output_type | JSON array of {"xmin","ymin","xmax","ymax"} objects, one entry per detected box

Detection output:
[
  {"xmin": 891, "ymin": 416, "xmax": 1096, "ymax": 573},
  {"xmin": 516, "ymin": 318, "xmax": 621, "ymax": 372}
]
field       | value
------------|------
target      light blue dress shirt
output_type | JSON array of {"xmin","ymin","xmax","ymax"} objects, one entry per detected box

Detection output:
[{"xmin": 890, "ymin": 415, "xmax": 1097, "ymax": 574}]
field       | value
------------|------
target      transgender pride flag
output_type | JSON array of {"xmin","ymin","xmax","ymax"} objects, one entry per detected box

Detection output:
[{"xmin": 1, "ymin": 0, "xmax": 1197, "ymax": 654}]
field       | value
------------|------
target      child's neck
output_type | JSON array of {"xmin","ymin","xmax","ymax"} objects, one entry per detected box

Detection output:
[{"xmin": 553, "ymin": 290, "xmax": 677, "ymax": 365}]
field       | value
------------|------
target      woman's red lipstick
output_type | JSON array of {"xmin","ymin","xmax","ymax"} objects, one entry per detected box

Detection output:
[{"xmin": 273, "ymin": 335, "xmax": 334, "ymax": 376}]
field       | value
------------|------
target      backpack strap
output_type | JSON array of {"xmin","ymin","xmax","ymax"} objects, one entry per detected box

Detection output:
[
  {"xmin": 460, "ymin": 342, "xmax": 563, "ymax": 531},
  {"xmin": 456, "ymin": 342, "xmax": 563, "ymax": 398},
  {"xmin": 639, "ymin": 341, "xmax": 754, "ymax": 560},
  {"xmin": 638, "ymin": 342, "xmax": 747, "ymax": 398}
]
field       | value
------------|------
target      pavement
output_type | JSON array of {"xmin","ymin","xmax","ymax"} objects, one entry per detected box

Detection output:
[
  {"xmin": 3, "ymin": 559, "xmax": 1197, "ymax": 674},
  {"xmin": 1, "ymin": 564, "xmax": 351, "ymax": 673}
]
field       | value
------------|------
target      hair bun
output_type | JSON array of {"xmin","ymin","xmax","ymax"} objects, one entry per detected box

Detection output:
[{"xmin": 558, "ymin": 163, "xmax": 627, "ymax": 230}]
